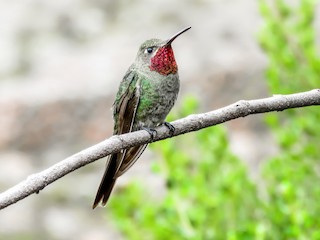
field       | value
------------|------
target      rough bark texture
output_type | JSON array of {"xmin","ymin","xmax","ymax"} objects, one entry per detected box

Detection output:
[{"xmin": 0, "ymin": 89, "xmax": 319, "ymax": 210}]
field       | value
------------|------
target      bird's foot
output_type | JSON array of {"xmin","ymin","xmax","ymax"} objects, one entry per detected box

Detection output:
[
  {"xmin": 163, "ymin": 122, "xmax": 175, "ymax": 136},
  {"xmin": 143, "ymin": 127, "xmax": 157, "ymax": 140}
]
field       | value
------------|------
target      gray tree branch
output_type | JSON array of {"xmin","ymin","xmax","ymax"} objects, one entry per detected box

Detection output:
[{"xmin": 0, "ymin": 89, "xmax": 319, "ymax": 210}]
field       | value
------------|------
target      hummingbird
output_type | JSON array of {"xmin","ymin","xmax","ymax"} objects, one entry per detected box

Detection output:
[{"xmin": 92, "ymin": 27, "xmax": 191, "ymax": 209}]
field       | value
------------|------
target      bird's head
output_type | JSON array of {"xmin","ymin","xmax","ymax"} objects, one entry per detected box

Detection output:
[{"xmin": 136, "ymin": 27, "xmax": 191, "ymax": 76}]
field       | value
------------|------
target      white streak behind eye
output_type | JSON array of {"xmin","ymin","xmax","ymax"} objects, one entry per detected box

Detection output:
[
  {"xmin": 143, "ymin": 48, "xmax": 149, "ymax": 54},
  {"xmin": 144, "ymin": 47, "xmax": 158, "ymax": 57}
]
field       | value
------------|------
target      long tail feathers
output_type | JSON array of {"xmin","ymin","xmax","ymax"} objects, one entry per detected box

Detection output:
[
  {"xmin": 92, "ymin": 145, "xmax": 148, "ymax": 209},
  {"xmin": 92, "ymin": 154, "xmax": 119, "ymax": 209}
]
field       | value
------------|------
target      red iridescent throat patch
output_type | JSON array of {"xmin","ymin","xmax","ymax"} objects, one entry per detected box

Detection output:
[{"xmin": 150, "ymin": 46, "xmax": 178, "ymax": 75}]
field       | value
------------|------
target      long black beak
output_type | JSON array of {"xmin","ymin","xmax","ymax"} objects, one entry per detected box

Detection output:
[{"xmin": 164, "ymin": 26, "xmax": 191, "ymax": 46}]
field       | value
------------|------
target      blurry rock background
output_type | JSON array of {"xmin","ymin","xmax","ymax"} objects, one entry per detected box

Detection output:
[{"xmin": 0, "ymin": 0, "xmax": 278, "ymax": 239}]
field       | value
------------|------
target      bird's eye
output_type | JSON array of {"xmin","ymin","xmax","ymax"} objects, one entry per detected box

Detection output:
[{"xmin": 145, "ymin": 47, "xmax": 153, "ymax": 54}]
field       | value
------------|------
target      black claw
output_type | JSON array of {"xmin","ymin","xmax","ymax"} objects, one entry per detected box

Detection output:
[
  {"xmin": 143, "ymin": 127, "xmax": 157, "ymax": 140},
  {"xmin": 164, "ymin": 122, "xmax": 175, "ymax": 136}
]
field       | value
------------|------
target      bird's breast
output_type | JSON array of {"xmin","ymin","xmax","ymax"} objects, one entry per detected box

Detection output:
[{"xmin": 134, "ymin": 73, "xmax": 179, "ymax": 129}]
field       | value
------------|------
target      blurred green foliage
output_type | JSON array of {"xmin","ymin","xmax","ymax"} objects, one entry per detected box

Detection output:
[
  {"xmin": 109, "ymin": 96, "xmax": 264, "ymax": 239},
  {"xmin": 109, "ymin": 96, "xmax": 267, "ymax": 239},
  {"xmin": 258, "ymin": 0, "xmax": 320, "ymax": 238},
  {"xmin": 108, "ymin": 0, "xmax": 320, "ymax": 239}
]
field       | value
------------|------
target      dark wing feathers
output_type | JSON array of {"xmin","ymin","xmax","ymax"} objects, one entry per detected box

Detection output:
[
  {"xmin": 116, "ymin": 144, "xmax": 148, "ymax": 177},
  {"xmin": 93, "ymin": 70, "xmax": 148, "ymax": 208}
]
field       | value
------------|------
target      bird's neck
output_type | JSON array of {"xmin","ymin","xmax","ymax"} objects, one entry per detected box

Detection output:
[{"xmin": 149, "ymin": 46, "xmax": 178, "ymax": 75}]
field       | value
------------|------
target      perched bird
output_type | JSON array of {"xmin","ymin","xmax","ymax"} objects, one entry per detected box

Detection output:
[{"xmin": 93, "ymin": 27, "xmax": 191, "ymax": 209}]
